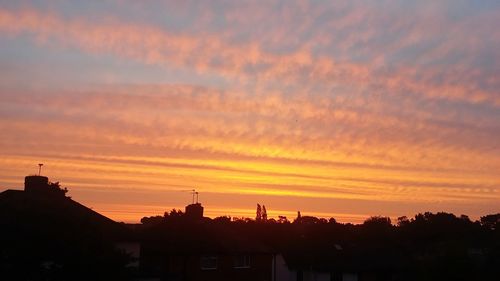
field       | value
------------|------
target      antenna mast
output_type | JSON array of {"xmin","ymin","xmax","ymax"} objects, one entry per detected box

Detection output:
[
  {"xmin": 38, "ymin": 163, "xmax": 44, "ymax": 176},
  {"xmin": 191, "ymin": 189, "xmax": 196, "ymax": 204}
]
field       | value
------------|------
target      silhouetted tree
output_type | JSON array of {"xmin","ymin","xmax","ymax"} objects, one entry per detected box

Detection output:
[
  {"xmin": 295, "ymin": 211, "xmax": 301, "ymax": 222},
  {"xmin": 256, "ymin": 204, "xmax": 262, "ymax": 221},
  {"xmin": 278, "ymin": 216, "xmax": 289, "ymax": 224},
  {"xmin": 164, "ymin": 209, "xmax": 184, "ymax": 219},
  {"xmin": 397, "ymin": 215, "xmax": 410, "ymax": 227},
  {"xmin": 262, "ymin": 205, "xmax": 268, "ymax": 222},
  {"xmin": 480, "ymin": 213, "xmax": 500, "ymax": 230},
  {"xmin": 361, "ymin": 216, "xmax": 393, "ymax": 241},
  {"xmin": 140, "ymin": 215, "xmax": 163, "ymax": 226},
  {"xmin": 213, "ymin": 216, "xmax": 231, "ymax": 223},
  {"xmin": 363, "ymin": 216, "xmax": 392, "ymax": 227},
  {"xmin": 297, "ymin": 215, "xmax": 320, "ymax": 224}
]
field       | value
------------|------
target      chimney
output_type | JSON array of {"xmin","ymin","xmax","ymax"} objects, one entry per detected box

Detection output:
[
  {"xmin": 24, "ymin": 175, "xmax": 49, "ymax": 192},
  {"xmin": 185, "ymin": 203, "xmax": 204, "ymax": 220}
]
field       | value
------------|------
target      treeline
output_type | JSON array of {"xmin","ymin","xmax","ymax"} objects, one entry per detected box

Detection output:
[
  {"xmin": 140, "ymin": 211, "xmax": 500, "ymax": 281},
  {"xmin": 142, "ymin": 209, "xmax": 499, "ymax": 230}
]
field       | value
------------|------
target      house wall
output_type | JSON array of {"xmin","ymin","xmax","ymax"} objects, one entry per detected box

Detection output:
[
  {"xmin": 115, "ymin": 242, "xmax": 141, "ymax": 268},
  {"xmin": 274, "ymin": 254, "xmax": 296, "ymax": 281},
  {"xmin": 302, "ymin": 271, "xmax": 330, "ymax": 281},
  {"xmin": 274, "ymin": 264, "xmax": 359, "ymax": 281},
  {"xmin": 342, "ymin": 273, "xmax": 358, "ymax": 281},
  {"xmin": 166, "ymin": 253, "xmax": 274, "ymax": 281}
]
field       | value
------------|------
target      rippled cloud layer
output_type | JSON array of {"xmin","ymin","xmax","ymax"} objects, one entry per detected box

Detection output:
[{"xmin": 0, "ymin": 1, "xmax": 498, "ymax": 222}]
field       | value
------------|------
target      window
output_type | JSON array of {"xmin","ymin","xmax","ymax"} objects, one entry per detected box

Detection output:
[
  {"xmin": 200, "ymin": 256, "xmax": 217, "ymax": 270},
  {"xmin": 233, "ymin": 255, "xmax": 251, "ymax": 268}
]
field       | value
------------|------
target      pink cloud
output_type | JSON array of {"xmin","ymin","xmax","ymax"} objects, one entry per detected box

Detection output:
[{"xmin": 0, "ymin": 7, "xmax": 498, "ymax": 106}]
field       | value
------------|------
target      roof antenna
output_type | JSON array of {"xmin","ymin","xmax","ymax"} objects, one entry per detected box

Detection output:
[
  {"xmin": 38, "ymin": 163, "xmax": 44, "ymax": 176},
  {"xmin": 195, "ymin": 191, "xmax": 199, "ymax": 204},
  {"xmin": 191, "ymin": 189, "xmax": 196, "ymax": 204}
]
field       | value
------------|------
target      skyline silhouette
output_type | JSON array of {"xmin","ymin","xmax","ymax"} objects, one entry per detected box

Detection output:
[
  {"xmin": 1, "ymin": 172, "xmax": 498, "ymax": 226},
  {"xmin": 1, "ymin": 173, "xmax": 498, "ymax": 280}
]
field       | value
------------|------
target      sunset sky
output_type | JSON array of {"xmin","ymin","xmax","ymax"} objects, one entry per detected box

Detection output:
[{"xmin": 0, "ymin": 1, "xmax": 498, "ymax": 223}]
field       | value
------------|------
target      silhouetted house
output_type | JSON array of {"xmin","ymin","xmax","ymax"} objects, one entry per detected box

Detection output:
[
  {"xmin": 0, "ymin": 175, "xmax": 134, "ymax": 279},
  {"xmin": 0, "ymin": 175, "xmax": 128, "ymax": 238},
  {"xmin": 275, "ymin": 243, "xmax": 403, "ymax": 281},
  {"xmin": 275, "ymin": 245, "xmax": 354, "ymax": 281},
  {"xmin": 140, "ymin": 203, "xmax": 277, "ymax": 281}
]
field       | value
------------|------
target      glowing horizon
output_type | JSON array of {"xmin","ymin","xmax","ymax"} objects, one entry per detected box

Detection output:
[{"xmin": 0, "ymin": 1, "xmax": 498, "ymax": 224}]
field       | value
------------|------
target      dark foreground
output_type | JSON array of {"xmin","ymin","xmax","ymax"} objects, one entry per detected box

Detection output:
[{"xmin": 1, "ymin": 176, "xmax": 499, "ymax": 281}]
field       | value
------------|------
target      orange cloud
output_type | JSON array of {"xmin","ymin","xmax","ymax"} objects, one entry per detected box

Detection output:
[{"xmin": 0, "ymin": 3, "xmax": 499, "ymax": 223}]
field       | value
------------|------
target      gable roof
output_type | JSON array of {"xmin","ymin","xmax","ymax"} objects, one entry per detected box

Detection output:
[{"xmin": 0, "ymin": 188, "xmax": 130, "ymax": 241}]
